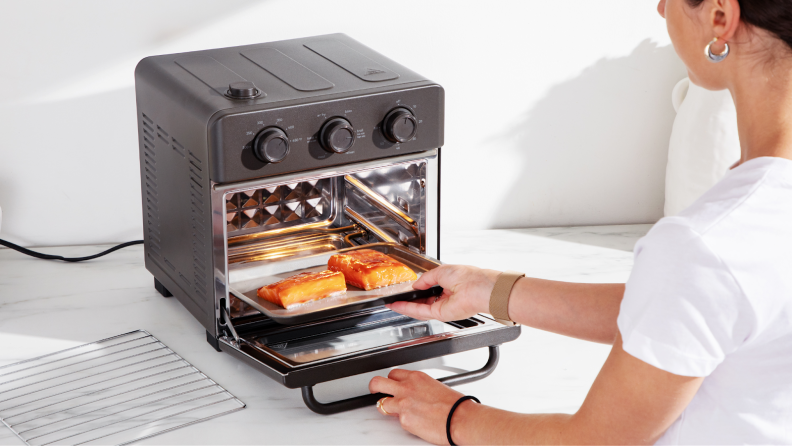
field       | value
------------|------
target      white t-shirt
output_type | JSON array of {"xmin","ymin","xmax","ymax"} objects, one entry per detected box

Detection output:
[{"xmin": 618, "ymin": 157, "xmax": 792, "ymax": 444}]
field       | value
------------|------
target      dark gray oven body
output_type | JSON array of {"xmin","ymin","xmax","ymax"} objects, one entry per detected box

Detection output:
[{"xmin": 134, "ymin": 34, "xmax": 519, "ymax": 414}]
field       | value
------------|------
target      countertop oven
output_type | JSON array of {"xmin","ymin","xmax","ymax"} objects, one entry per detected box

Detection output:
[{"xmin": 134, "ymin": 34, "xmax": 520, "ymax": 413}]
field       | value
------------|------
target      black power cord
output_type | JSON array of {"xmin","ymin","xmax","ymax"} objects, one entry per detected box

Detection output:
[{"xmin": 0, "ymin": 238, "xmax": 144, "ymax": 262}]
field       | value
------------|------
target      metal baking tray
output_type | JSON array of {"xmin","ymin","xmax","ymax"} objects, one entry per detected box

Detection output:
[{"xmin": 228, "ymin": 243, "xmax": 442, "ymax": 325}]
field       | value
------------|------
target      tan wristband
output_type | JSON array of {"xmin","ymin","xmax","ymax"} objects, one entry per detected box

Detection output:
[{"xmin": 488, "ymin": 271, "xmax": 525, "ymax": 326}]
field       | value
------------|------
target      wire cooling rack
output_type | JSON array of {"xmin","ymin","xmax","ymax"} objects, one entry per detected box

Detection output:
[{"xmin": 0, "ymin": 330, "xmax": 245, "ymax": 445}]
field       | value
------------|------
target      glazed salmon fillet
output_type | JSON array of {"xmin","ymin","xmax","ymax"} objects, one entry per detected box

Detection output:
[
  {"xmin": 257, "ymin": 270, "xmax": 346, "ymax": 308},
  {"xmin": 328, "ymin": 249, "xmax": 418, "ymax": 290}
]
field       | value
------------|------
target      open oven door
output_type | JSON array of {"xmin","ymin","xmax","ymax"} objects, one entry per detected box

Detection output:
[{"xmin": 214, "ymin": 305, "xmax": 520, "ymax": 414}]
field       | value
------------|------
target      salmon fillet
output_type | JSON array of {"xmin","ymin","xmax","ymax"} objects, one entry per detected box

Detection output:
[
  {"xmin": 328, "ymin": 249, "xmax": 418, "ymax": 290},
  {"xmin": 257, "ymin": 270, "xmax": 346, "ymax": 308}
]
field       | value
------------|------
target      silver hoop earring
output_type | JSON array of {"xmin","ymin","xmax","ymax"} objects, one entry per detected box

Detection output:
[{"xmin": 705, "ymin": 37, "xmax": 729, "ymax": 63}]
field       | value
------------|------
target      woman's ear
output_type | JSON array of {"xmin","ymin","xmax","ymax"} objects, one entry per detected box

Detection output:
[{"xmin": 710, "ymin": 0, "xmax": 741, "ymax": 41}]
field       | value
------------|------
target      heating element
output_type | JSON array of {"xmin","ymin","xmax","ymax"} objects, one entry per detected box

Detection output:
[
  {"xmin": 0, "ymin": 331, "xmax": 244, "ymax": 446},
  {"xmin": 135, "ymin": 34, "xmax": 520, "ymax": 414}
]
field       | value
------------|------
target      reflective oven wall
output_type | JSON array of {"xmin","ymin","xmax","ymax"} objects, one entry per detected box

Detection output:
[
  {"xmin": 225, "ymin": 179, "xmax": 334, "ymax": 235},
  {"xmin": 224, "ymin": 159, "xmax": 428, "ymax": 266}
]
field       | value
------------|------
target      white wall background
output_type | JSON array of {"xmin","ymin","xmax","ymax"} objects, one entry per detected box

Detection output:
[{"xmin": 0, "ymin": 0, "xmax": 686, "ymax": 246}]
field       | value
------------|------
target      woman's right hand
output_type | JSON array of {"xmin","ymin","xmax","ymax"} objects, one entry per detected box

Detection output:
[{"xmin": 387, "ymin": 265, "xmax": 501, "ymax": 322}]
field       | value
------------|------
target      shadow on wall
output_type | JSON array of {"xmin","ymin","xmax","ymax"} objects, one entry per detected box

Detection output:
[{"xmin": 491, "ymin": 40, "xmax": 686, "ymax": 229}]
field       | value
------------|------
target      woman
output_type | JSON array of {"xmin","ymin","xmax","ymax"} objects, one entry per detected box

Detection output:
[{"xmin": 369, "ymin": 0, "xmax": 792, "ymax": 444}]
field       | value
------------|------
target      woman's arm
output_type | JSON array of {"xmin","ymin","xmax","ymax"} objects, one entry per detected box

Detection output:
[
  {"xmin": 389, "ymin": 265, "xmax": 625, "ymax": 344},
  {"xmin": 508, "ymin": 277, "xmax": 625, "ymax": 344},
  {"xmin": 369, "ymin": 334, "xmax": 703, "ymax": 445}
]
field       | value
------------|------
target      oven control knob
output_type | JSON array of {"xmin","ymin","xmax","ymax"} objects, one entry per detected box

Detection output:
[
  {"xmin": 382, "ymin": 107, "xmax": 417, "ymax": 143},
  {"xmin": 253, "ymin": 127, "xmax": 290, "ymax": 163},
  {"xmin": 319, "ymin": 117, "xmax": 356, "ymax": 153},
  {"xmin": 227, "ymin": 81, "xmax": 260, "ymax": 99}
]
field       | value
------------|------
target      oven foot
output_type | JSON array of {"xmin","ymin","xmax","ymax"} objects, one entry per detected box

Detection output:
[
  {"xmin": 301, "ymin": 345, "xmax": 501, "ymax": 415},
  {"xmin": 154, "ymin": 278, "xmax": 173, "ymax": 297},
  {"xmin": 206, "ymin": 330, "xmax": 222, "ymax": 352}
]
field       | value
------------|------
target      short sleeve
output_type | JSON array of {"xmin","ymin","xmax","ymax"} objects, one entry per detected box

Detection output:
[{"xmin": 617, "ymin": 220, "xmax": 754, "ymax": 377}]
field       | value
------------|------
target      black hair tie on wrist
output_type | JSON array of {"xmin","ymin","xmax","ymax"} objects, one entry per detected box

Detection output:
[{"xmin": 446, "ymin": 395, "xmax": 480, "ymax": 446}]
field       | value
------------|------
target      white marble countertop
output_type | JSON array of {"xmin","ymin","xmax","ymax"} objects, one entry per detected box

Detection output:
[{"xmin": 0, "ymin": 224, "xmax": 651, "ymax": 445}]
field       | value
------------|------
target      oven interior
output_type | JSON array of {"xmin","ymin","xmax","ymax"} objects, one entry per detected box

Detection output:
[
  {"xmin": 224, "ymin": 159, "xmax": 429, "ymax": 272},
  {"xmin": 220, "ymin": 157, "xmax": 498, "ymax": 368}
]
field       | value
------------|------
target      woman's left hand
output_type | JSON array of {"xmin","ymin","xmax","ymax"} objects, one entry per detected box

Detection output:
[{"xmin": 369, "ymin": 369, "xmax": 466, "ymax": 445}]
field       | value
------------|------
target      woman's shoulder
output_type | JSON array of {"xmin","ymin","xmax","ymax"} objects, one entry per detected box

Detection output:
[
  {"xmin": 651, "ymin": 156, "xmax": 792, "ymax": 259},
  {"xmin": 675, "ymin": 156, "xmax": 792, "ymax": 236}
]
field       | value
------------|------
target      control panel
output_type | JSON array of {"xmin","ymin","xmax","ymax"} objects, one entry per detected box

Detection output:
[{"xmin": 208, "ymin": 84, "xmax": 443, "ymax": 183}]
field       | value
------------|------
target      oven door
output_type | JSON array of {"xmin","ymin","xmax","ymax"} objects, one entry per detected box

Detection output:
[{"xmin": 215, "ymin": 307, "xmax": 520, "ymax": 414}]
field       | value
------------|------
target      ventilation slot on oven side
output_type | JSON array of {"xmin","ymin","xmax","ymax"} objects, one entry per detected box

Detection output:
[
  {"xmin": 142, "ymin": 113, "xmax": 161, "ymax": 259},
  {"xmin": 186, "ymin": 139, "xmax": 209, "ymax": 297},
  {"xmin": 171, "ymin": 135, "xmax": 186, "ymax": 157}
]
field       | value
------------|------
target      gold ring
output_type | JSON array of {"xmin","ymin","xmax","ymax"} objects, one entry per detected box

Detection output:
[{"xmin": 376, "ymin": 397, "xmax": 391, "ymax": 415}]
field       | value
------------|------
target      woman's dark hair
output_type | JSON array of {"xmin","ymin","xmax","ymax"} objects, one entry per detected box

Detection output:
[{"xmin": 686, "ymin": 0, "xmax": 792, "ymax": 51}]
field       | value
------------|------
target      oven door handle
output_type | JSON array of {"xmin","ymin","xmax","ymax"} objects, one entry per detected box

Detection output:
[{"xmin": 300, "ymin": 345, "xmax": 500, "ymax": 415}]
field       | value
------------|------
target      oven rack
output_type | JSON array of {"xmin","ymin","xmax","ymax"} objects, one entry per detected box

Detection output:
[{"xmin": 0, "ymin": 330, "xmax": 245, "ymax": 446}]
